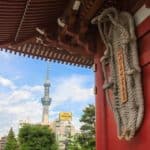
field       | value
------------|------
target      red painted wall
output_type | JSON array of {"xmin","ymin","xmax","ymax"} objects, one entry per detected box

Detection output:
[
  {"xmin": 95, "ymin": 12, "xmax": 150, "ymax": 150},
  {"xmin": 95, "ymin": 56, "xmax": 107, "ymax": 150}
]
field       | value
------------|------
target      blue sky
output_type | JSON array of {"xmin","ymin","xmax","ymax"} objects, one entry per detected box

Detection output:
[{"xmin": 0, "ymin": 51, "xmax": 94, "ymax": 136}]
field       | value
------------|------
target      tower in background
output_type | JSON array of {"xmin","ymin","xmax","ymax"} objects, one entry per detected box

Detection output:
[{"xmin": 41, "ymin": 64, "xmax": 51, "ymax": 125}]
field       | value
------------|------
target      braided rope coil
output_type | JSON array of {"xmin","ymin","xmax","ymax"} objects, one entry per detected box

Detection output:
[{"xmin": 92, "ymin": 7, "xmax": 144, "ymax": 141}]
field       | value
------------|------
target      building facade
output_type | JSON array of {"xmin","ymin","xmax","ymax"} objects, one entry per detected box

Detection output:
[
  {"xmin": 50, "ymin": 120, "xmax": 78, "ymax": 150},
  {"xmin": 0, "ymin": 137, "xmax": 7, "ymax": 150}
]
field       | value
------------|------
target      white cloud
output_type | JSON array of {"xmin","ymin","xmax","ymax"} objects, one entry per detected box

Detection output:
[
  {"xmin": 0, "ymin": 76, "xmax": 16, "ymax": 89},
  {"xmin": 0, "ymin": 51, "xmax": 13, "ymax": 61},
  {"xmin": 8, "ymin": 90, "xmax": 32, "ymax": 103},
  {"xmin": 21, "ymin": 85, "xmax": 43, "ymax": 93},
  {"xmin": 0, "ymin": 93, "xmax": 42, "ymax": 136},
  {"xmin": 72, "ymin": 116, "xmax": 82, "ymax": 130},
  {"xmin": 51, "ymin": 75, "xmax": 94, "ymax": 108},
  {"xmin": 0, "ymin": 79, "xmax": 43, "ymax": 136},
  {"xmin": 0, "ymin": 100, "xmax": 42, "ymax": 136},
  {"xmin": 0, "ymin": 74, "xmax": 94, "ymax": 136},
  {"xmin": 13, "ymin": 75, "xmax": 22, "ymax": 81}
]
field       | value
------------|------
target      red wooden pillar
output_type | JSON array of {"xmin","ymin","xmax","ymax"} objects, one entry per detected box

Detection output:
[{"xmin": 94, "ymin": 53, "xmax": 107, "ymax": 150}]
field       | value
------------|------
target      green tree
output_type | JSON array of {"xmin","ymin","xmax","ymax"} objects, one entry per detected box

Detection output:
[
  {"xmin": 67, "ymin": 104, "xmax": 95, "ymax": 150},
  {"xmin": 67, "ymin": 134, "xmax": 84, "ymax": 150},
  {"xmin": 18, "ymin": 124, "xmax": 58, "ymax": 150},
  {"xmin": 4, "ymin": 128, "xmax": 18, "ymax": 150},
  {"xmin": 80, "ymin": 104, "xmax": 95, "ymax": 150}
]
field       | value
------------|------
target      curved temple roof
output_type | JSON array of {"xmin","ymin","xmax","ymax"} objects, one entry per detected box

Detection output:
[
  {"xmin": 0, "ymin": 0, "xmax": 94, "ymax": 68},
  {"xmin": 0, "ymin": 0, "xmax": 144, "ymax": 68}
]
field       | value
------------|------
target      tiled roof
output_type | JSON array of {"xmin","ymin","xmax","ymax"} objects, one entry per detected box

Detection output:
[{"xmin": 0, "ymin": 0, "xmax": 93, "ymax": 68}]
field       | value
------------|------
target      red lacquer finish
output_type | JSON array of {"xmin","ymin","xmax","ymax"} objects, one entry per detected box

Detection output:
[
  {"xmin": 95, "ymin": 55, "xmax": 107, "ymax": 150},
  {"xmin": 136, "ymin": 16, "xmax": 150, "ymax": 38},
  {"xmin": 139, "ymin": 32, "xmax": 150, "ymax": 66}
]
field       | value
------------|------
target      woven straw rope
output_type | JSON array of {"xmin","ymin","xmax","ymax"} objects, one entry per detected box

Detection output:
[{"xmin": 92, "ymin": 7, "xmax": 144, "ymax": 140}]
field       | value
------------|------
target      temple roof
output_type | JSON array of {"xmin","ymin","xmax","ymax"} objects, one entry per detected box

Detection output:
[{"xmin": 0, "ymin": 0, "xmax": 145, "ymax": 68}]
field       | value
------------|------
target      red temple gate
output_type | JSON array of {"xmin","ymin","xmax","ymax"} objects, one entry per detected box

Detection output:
[{"xmin": 0, "ymin": 0, "xmax": 149, "ymax": 150}]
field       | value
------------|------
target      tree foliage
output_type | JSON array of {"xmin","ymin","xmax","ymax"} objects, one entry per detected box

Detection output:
[
  {"xmin": 4, "ymin": 128, "xmax": 18, "ymax": 150},
  {"xmin": 68, "ymin": 104, "xmax": 95, "ymax": 150},
  {"xmin": 67, "ymin": 134, "xmax": 82, "ymax": 150},
  {"xmin": 67, "ymin": 133, "xmax": 92, "ymax": 150},
  {"xmin": 80, "ymin": 104, "xmax": 95, "ymax": 149},
  {"xmin": 18, "ymin": 124, "xmax": 58, "ymax": 150}
]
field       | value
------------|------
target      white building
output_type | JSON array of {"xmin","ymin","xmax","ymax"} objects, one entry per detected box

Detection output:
[
  {"xmin": 50, "ymin": 119, "xmax": 78, "ymax": 150},
  {"xmin": 0, "ymin": 136, "xmax": 7, "ymax": 150}
]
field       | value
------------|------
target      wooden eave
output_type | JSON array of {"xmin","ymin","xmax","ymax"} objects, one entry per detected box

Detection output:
[
  {"xmin": 0, "ymin": 0, "xmax": 145, "ymax": 68},
  {"xmin": 0, "ymin": 0, "xmax": 94, "ymax": 68}
]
